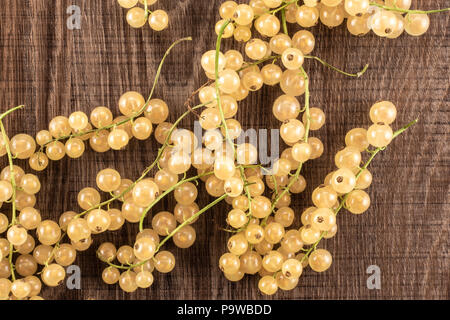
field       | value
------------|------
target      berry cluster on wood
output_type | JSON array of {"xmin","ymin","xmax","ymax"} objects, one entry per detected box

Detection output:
[{"xmin": 0, "ymin": 0, "xmax": 447, "ymax": 299}]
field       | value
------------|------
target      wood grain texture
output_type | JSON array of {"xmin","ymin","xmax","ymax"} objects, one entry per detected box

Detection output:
[{"xmin": 0, "ymin": 0, "xmax": 448, "ymax": 300}]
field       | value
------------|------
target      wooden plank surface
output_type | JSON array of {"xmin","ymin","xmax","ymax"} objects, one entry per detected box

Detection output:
[{"xmin": 0, "ymin": 0, "xmax": 448, "ymax": 300}]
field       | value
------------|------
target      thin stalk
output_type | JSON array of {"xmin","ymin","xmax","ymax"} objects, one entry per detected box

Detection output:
[
  {"xmin": 239, "ymin": 166, "xmax": 253, "ymax": 219},
  {"xmin": 155, "ymin": 194, "xmax": 227, "ymax": 251},
  {"xmin": 281, "ymin": 8, "xmax": 288, "ymax": 35},
  {"xmin": 215, "ymin": 19, "xmax": 235, "ymax": 156},
  {"xmin": 262, "ymin": 66, "xmax": 311, "ymax": 227},
  {"xmin": 269, "ymin": 0, "xmax": 298, "ymax": 14},
  {"xmin": 237, "ymin": 55, "xmax": 279, "ymax": 73},
  {"xmin": 0, "ymin": 105, "xmax": 25, "ymax": 282},
  {"xmin": 8, "ymin": 243, "xmax": 15, "ymax": 281},
  {"xmin": 0, "ymin": 121, "xmax": 20, "ymax": 225},
  {"xmin": 44, "ymin": 233, "xmax": 67, "ymax": 267},
  {"xmin": 239, "ymin": 54, "xmax": 368, "ymax": 79},
  {"xmin": 144, "ymin": 0, "xmax": 149, "ymax": 18},
  {"xmin": 138, "ymin": 170, "xmax": 214, "ymax": 231},
  {"xmin": 300, "ymin": 67, "xmax": 311, "ymax": 142},
  {"xmin": 370, "ymin": 2, "xmax": 450, "ymax": 14},
  {"xmin": 305, "ymin": 55, "xmax": 369, "ymax": 78}
]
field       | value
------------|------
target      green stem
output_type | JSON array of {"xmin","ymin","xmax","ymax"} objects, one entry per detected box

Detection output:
[
  {"xmin": 262, "ymin": 67, "xmax": 311, "ymax": 227},
  {"xmin": 269, "ymin": 0, "xmax": 298, "ymax": 14},
  {"xmin": 305, "ymin": 55, "xmax": 369, "ymax": 78},
  {"xmin": 106, "ymin": 194, "xmax": 227, "ymax": 270},
  {"xmin": 8, "ymin": 243, "xmax": 15, "ymax": 281},
  {"xmin": 239, "ymin": 54, "xmax": 368, "ymax": 80},
  {"xmin": 42, "ymin": 37, "xmax": 192, "ymax": 148},
  {"xmin": 44, "ymin": 233, "xmax": 66, "ymax": 267},
  {"xmin": 215, "ymin": 19, "xmax": 235, "ymax": 156},
  {"xmin": 239, "ymin": 166, "xmax": 253, "ymax": 219},
  {"xmin": 370, "ymin": 2, "xmax": 450, "ymax": 14},
  {"xmin": 0, "ymin": 105, "xmax": 25, "ymax": 120},
  {"xmin": 156, "ymin": 194, "xmax": 227, "ymax": 251},
  {"xmin": 138, "ymin": 170, "xmax": 214, "ymax": 231},
  {"xmin": 301, "ymin": 119, "xmax": 419, "ymax": 262},
  {"xmin": 281, "ymin": 8, "xmax": 288, "ymax": 35},
  {"xmin": 300, "ymin": 67, "xmax": 311, "ymax": 142},
  {"xmin": 237, "ymin": 56, "xmax": 279, "ymax": 73},
  {"xmin": 0, "ymin": 106, "xmax": 25, "ymax": 282},
  {"xmin": 144, "ymin": 0, "xmax": 149, "ymax": 19},
  {"xmin": 392, "ymin": 119, "xmax": 418, "ymax": 138},
  {"xmin": 0, "ymin": 122, "xmax": 18, "ymax": 225}
]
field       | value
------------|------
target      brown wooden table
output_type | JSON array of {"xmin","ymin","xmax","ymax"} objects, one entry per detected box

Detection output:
[{"xmin": 0, "ymin": 0, "xmax": 448, "ymax": 300}]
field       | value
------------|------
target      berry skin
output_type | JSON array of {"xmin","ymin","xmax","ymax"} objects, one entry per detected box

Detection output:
[
  {"xmin": 96, "ymin": 168, "xmax": 122, "ymax": 192},
  {"xmin": 41, "ymin": 264, "xmax": 66, "ymax": 287},
  {"xmin": 255, "ymin": 14, "xmax": 280, "ymax": 37},
  {"xmin": 220, "ymin": 1, "xmax": 238, "ymax": 20},
  {"xmin": 126, "ymin": 7, "xmax": 147, "ymax": 29},
  {"xmin": 149, "ymin": 10, "xmax": 169, "ymax": 31},
  {"xmin": 370, "ymin": 101, "xmax": 397, "ymax": 125},
  {"xmin": 118, "ymin": 0, "xmax": 138, "ymax": 9},
  {"xmin": 219, "ymin": 253, "xmax": 241, "ymax": 274},
  {"xmin": 367, "ymin": 124, "xmax": 393, "ymax": 148},
  {"xmin": 405, "ymin": 14, "xmax": 430, "ymax": 36},
  {"xmin": 331, "ymin": 168, "xmax": 356, "ymax": 194},
  {"xmin": 134, "ymin": 237, "xmax": 156, "ymax": 261},
  {"xmin": 309, "ymin": 249, "xmax": 333, "ymax": 272},
  {"xmin": 258, "ymin": 275, "xmax": 278, "ymax": 295}
]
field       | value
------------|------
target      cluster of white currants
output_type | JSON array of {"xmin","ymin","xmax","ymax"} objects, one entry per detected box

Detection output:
[
  {"xmin": 117, "ymin": 0, "xmax": 169, "ymax": 31},
  {"xmin": 220, "ymin": 101, "xmax": 402, "ymax": 295},
  {"xmin": 217, "ymin": 0, "xmax": 436, "ymax": 39},
  {"xmin": 0, "ymin": 92, "xmax": 167, "ymax": 172},
  {"xmin": 0, "ymin": 0, "xmax": 440, "ymax": 299},
  {"xmin": 0, "ymin": 165, "xmax": 65, "ymax": 300}
]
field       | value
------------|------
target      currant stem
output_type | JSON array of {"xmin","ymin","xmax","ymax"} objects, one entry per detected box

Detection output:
[
  {"xmin": 260, "ymin": 67, "xmax": 311, "ymax": 228},
  {"xmin": 44, "ymin": 233, "xmax": 67, "ymax": 268},
  {"xmin": 269, "ymin": 0, "xmax": 298, "ymax": 14},
  {"xmin": 156, "ymin": 194, "xmax": 227, "ymax": 252},
  {"xmin": 300, "ymin": 67, "xmax": 311, "ymax": 142},
  {"xmin": 42, "ymin": 37, "xmax": 192, "ymax": 149},
  {"xmin": 304, "ymin": 55, "xmax": 369, "ymax": 78},
  {"xmin": 185, "ymin": 81, "xmax": 213, "ymax": 118},
  {"xmin": 0, "ymin": 121, "xmax": 18, "ymax": 226},
  {"xmin": 241, "ymin": 54, "xmax": 368, "ymax": 80},
  {"xmin": 0, "ymin": 105, "xmax": 25, "ymax": 120},
  {"xmin": 392, "ymin": 119, "xmax": 418, "ymax": 138},
  {"xmin": 215, "ymin": 19, "xmax": 236, "ymax": 156},
  {"xmin": 238, "ymin": 56, "xmax": 279, "ymax": 72},
  {"xmin": 239, "ymin": 166, "xmax": 253, "ymax": 219},
  {"xmin": 138, "ymin": 170, "xmax": 214, "ymax": 231},
  {"xmin": 0, "ymin": 105, "xmax": 25, "ymax": 282},
  {"xmin": 300, "ymin": 119, "xmax": 419, "ymax": 262},
  {"xmin": 281, "ymin": 8, "xmax": 288, "ymax": 35},
  {"xmin": 8, "ymin": 243, "xmax": 15, "ymax": 281},
  {"xmin": 105, "ymin": 194, "xmax": 228, "ymax": 270},
  {"xmin": 369, "ymin": 2, "xmax": 450, "ymax": 14},
  {"xmin": 144, "ymin": 0, "xmax": 149, "ymax": 19}
]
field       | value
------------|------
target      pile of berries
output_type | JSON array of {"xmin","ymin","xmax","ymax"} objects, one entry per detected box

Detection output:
[{"xmin": 0, "ymin": 0, "xmax": 447, "ymax": 299}]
